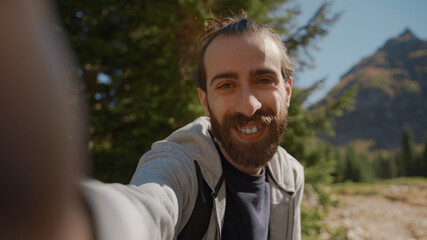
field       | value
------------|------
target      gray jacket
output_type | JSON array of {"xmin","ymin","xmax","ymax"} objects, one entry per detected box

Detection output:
[{"xmin": 84, "ymin": 117, "xmax": 304, "ymax": 240}]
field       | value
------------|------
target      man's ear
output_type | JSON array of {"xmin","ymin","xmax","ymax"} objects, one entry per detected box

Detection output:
[
  {"xmin": 197, "ymin": 88, "xmax": 210, "ymax": 117},
  {"xmin": 285, "ymin": 77, "xmax": 293, "ymax": 107}
]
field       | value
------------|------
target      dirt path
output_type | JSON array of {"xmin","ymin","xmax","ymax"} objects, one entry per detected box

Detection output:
[{"xmin": 324, "ymin": 184, "xmax": 427, "ymax": 240}]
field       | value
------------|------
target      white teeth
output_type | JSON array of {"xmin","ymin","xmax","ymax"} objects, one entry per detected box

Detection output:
[{"xmin": 238, "ymin": 127, "xmax": 258, "ymax": 134}]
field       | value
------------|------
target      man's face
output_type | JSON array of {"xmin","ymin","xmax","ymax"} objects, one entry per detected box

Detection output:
[{"xmin": 198, "ymin": 33, "xmax": 292, "ymax": 169}]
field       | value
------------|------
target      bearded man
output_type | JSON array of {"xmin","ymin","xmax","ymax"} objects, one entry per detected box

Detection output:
[
  {"xmin": 125, "ymin": 16, "xmax": 304, "ymax": 240},
  {"xmin": 85, "ymin": 15, "xmax": 304, "ymax": 240},
  {"xmin": 1, "ymin": 0, "xmax": 303, "ymax": 237}
]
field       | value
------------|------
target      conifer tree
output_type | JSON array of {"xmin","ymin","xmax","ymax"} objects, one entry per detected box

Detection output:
[
  {"xmin": 401, "ymin": 125, "xmax": 416, "ymax": 176},
  {"xmin": 422, "ymin": 136, "xmax": 427, "ymax": 177},
  {"xmin": 373, "ymin": 153, "xmax": 397, "ymax": 179}
]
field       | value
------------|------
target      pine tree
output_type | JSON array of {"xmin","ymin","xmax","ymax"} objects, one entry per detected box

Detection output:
[
  {"xmin": 373, "ymin": 153, "xmax": 397, "ymax": 179},
  {"xmin": 401, "ymin": 125, "xmax": 416, "ymax": 176},
  {"xmin": 422, "ymin": 136, "xmax": 427, "ymax": 177}
]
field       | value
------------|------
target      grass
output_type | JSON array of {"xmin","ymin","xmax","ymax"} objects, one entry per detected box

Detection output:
[{"xmin": 328, "ymin": 177, "xmax": 427, "ymax": 196}]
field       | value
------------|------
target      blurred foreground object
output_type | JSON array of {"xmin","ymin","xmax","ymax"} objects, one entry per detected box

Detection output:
[{"xmin": 0, "ymin": 1, "xmax": 91, "ymax": 239}]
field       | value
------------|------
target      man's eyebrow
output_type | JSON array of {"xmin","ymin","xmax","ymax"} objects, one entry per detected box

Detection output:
[
  {"xmin": 210, "ymin": 72, "xmax": 237, "ymax": 86},
  {"xmin": 252, "ymin": 68, "xmax": 279, "ymax": 77}
]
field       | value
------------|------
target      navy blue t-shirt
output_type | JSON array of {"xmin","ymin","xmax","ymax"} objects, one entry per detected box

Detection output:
[{"xmin": 218, "ymin": 149, "xmax": 270, "ymax": 240}]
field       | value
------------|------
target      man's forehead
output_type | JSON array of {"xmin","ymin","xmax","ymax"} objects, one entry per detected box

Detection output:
[
  {"xmin": 205, "ymin": 32, "xmax": 280, "ymax": 55},
  {"xmin": 203, "ymin": 33, "xmax": 282, "ymax": 79}
]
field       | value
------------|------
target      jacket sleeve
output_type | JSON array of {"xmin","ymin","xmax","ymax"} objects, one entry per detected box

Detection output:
[
  {"xmin": 83, "ymin": 143, "xmax": 198, "ymax": 240},
  {"xmin": 292, "ymin": 164, "xmax": 304, "ymax": 240}
]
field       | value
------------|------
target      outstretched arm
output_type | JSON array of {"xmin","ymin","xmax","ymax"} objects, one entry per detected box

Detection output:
[
  {"xmin": 0, "ymin": 1, "xmax": 92, "ymax": 239},
  {"xmin": 0, "ymin": 2, "xmax": 195, "ymax": 239}
]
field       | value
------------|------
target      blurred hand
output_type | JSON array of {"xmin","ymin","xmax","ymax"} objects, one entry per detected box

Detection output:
[{"xmin": 0, "ymin": 1, "xmax": 92, "ymax": 239}]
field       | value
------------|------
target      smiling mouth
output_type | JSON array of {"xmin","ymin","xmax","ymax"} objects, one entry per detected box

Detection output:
[
  {"xmin": 237, "ymin": 125, "xmax": 263, "ymax": 134},
  {"xmin": 233, "ymin": 121, "xmax": 267, "ymax": 141}
]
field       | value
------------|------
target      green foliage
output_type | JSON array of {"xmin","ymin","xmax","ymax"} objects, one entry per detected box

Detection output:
[
  {"xmin": 334, "ymin": 127, "xmax": 427, "ymax": 183},
  {"xmin": 309, "ymin": 80, "xmax": 359, "ymax": 136},
  {"xmin": 393, "ymin": 125, "xmax": 425, "ymax": 177},
  {"xmin": 57, "ymin": 0, "xmax": 209, "ymax": 182},
  {"xmin": 284, "ymin": 3, "xmax": 341, "ymax": 71},
  {"xmin": 284, "ymin": 81, "xmax": 359, "ymax": 239},
  {"xmin": 423, "ymin": 136, "xmax": 427, "ymax": 177},
  {"xmin": 301, "ymin": 208, "xmax": 324, "ymax": 238},
  {"xmin": 284, "ymin": 79, "xmax": 356, "ymax": 183},
  {"xmin": 394, "ymin": 126, "xmax": 427, "ymax": 177},
  {"xmin": 401, "ymin": 125, "xmax": 416, "ymax": 176},
  {"xmin": 285, "ymin": 86, "xmax": 340, "ymax": 185},
  {"xmin": 373, "ymin": 153, "xmax": 397, "ymax": 179},
  {"xmin": 335, "ymin": 145, "xmax": 375, "ymax": 183}
]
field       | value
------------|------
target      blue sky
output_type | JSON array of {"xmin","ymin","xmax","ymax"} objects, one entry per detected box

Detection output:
[{"xmin": 291, "ymin": 0, "xmax": 427, "ymax": 104}]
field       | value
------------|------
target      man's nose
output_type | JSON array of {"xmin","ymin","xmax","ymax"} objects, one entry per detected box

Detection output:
[{"xmin": 234, "ymin": 87, "xmax": 262, "ymax": 117}]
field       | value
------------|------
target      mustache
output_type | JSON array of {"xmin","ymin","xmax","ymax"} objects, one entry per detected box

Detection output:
[{"xmin": 226, "ymin": 109, "xmax": 275, "ymax": 127}]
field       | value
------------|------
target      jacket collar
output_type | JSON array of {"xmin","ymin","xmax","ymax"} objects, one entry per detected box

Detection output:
[
  {"xmin": 165, "ymin": 117, "xmax": 223, "ymax": 191},
  {"xmin": 166, "ymin": 117, "xmax": 296, "ymax": 194},
  {"xmin": 266, "ymin": 150, "xmax": 296, "ymax": 195}
]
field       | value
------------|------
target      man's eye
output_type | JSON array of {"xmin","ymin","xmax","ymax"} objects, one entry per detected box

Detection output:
[
  {"xmin": 257, "ymin": 78, "xmax": 273, "ymax": 84},
  {"xmin": 218, "ymin": 83, "xmax": 233, "ymax": 89}
]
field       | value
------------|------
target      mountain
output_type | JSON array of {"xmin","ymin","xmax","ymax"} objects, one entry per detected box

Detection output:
[{"xmin": 319, "ymin": 28, "xmax": 427, "ymax": 149}]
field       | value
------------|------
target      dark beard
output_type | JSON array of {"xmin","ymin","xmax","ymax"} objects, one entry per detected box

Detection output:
[{"xmin": 209, "ymin": 106, "xmax": 288, "ymax": 169}]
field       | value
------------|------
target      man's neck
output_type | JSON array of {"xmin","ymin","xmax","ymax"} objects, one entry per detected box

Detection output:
[{"xmin": 214, "ymin": 138, "xmax": 263, "ymax": 175}]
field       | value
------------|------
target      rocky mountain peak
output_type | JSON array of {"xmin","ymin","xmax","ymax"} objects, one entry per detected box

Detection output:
[
  {"xmin": 319, "ymin": 29, "xmax": 427, "ymax": 149},
  {"xmin": 399, "ymin": 28, "xmax": 418, "ymax": 39},
  {"xmin": 381, "ymin": 28, "xmax": 421, "ymax": 51}
]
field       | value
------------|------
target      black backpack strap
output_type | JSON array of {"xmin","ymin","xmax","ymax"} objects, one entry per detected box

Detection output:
[{"xmin": 177, "ymin": 160, "xmax": 213, "ymax": 240}]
